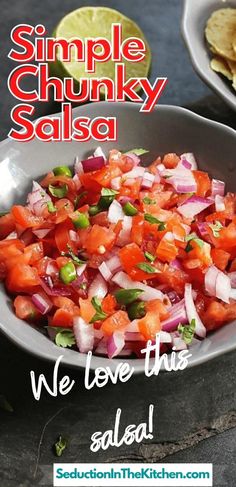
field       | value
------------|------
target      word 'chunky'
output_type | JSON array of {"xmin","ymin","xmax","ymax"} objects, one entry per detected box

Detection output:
[{"xmin": 8, "ymin": 24, "xmax": 168, "ymax": 141}]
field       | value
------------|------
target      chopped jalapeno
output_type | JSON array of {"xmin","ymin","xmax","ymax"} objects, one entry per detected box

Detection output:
[
  {"xmin": 49, "ymin": 184, "xmax": 68, "ymax": 198},
  {"xmin": 123, "ymin": 202, "xmax": 138, "ymax": 216},
  {"xmin": 114, "ymin": 288, "xmax": 144, "ymax": 305},
  {"xmin": 59, "ymin": 262, "xmax": 76, "ymax": 284},
  {"xmin": 72, "ymin": 212, "xmax": 90, "ymax": 229},
  {"xmin": 127, "ymin": 301, "xmax": 146, "ymax": 320},
  {"xmin": 53, "ymin": 166, "xmax": 72, "ymax": 177}
]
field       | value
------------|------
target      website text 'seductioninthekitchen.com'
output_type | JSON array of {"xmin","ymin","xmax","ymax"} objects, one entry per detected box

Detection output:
[{"xmin": 53, "ymin": 463, "xmax": 213, "ymax": 486}]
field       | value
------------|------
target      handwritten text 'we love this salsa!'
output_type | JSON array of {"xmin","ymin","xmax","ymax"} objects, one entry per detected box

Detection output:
[{"xmin": 8, "ymin": 24, "xmax": 167, "ymax": 142}]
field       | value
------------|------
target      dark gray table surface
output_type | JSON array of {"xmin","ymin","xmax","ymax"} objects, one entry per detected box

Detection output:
[{"xmin": 0, "ymin": 1, "xmax": 236, "ymax": 486}]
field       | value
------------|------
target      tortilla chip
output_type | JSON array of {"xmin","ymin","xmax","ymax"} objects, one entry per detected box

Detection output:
[
  {"xmin": 233, "ymin": 74, "xmax": 236, "ymax": 91},
  {"xmin": 233, "ymin": 31, "xmax": 236, "ymax": 54},
  {"xmin": 205, "ymin": 8, "xmax": 236, "ymax": 61},
  {"xmin": 210, "ymin": 57, "xmax": 233, "ymax": 81},
  {"xmin": 227, "ymin": 59, "xmax": 236, "ymax": 74}
]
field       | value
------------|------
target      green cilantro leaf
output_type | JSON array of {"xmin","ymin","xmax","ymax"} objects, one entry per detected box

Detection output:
[
  {"xmin": 144, "ymin": 213, "xmax": 166, "ymax": 228},
  {"xmin": 47, "ymin": 201, "xmax": 57, "ymax": 213},
  {"xmin": 54, "ymin": 436, "xmax": 68, "ymax": 457},
  {"xmin": 62, "ymin": 245, "xmax": 87, "ymax": 266},
  {"xmin": 98, "ymin": 188, "xmax": 118, "ymax": 210},
  {"xmin": 126, "ymin": 148, "xmax": 149, "ymax": 156},
  {"xmin": 90, "ymin": 296, "xmax": 107, "ymax": 323},
  {"xmin": 178, "ymin": 318, "xmax": 196, "ymax": 345},
  {"xmin": 54, "ymin": 329, "xmax": 76, "ymax": 348},
  {"xmin": 144, "ymin": 251, "xmax": 156, "ymax": 262},
  {"xmin": 209, "ymin": 221, "xmax": 223, "ymax": 238},
  {"xmin": 143, "ymin": 197, "xmax": 157, "ymax": 205},
  {"xmin": 185, "ymin": 233, "xmax": 204, "ymax": 252},
  {"xmin": 136, "ymin": 262, "xmax": 159, "ymax": 273}
]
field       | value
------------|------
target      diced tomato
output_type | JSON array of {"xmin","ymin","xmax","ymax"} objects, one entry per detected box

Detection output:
[
  {"xmin": 146, "ymin": 299, "xmax": 169, "ymax": 320},
  {"xmin": 84, "ymin": 225, "xmax": 116, "ymax": 254},
  {"xmin": 185, "ymin": 241, "xmax": 212, "ymax": 268},
  {"xmin": 11, "ymin": 206, "xmax": 43, "ymax": 228},
  {"xmin": 211, "ymin": 248, "xmax": 230, "ymax": 271},
  {"xmin": 162, "ymin": 153, "xmax": 180, "ymax": 169},
  {"xmin": 55, "ymin": 220, "xmax": 77, "ymax": 253},
  {"xmin": 119, "ymin": 242, "xmax": 157, "ymax": 280},
  {"xmin": 24, "ymin": 242, "xmax": 44, "ymax": 265},
  {"xmin": 101, "ymin": 310, "xmax": 130, "ymax": 336},
  {"xmin": 203, "ymin": 301, "xmax": 236, "ymax": 331},
  {"xmin": 156, "ymin": 234, "xmax": 178, "ymax": 263},
  {"xmin": 0, "ymin": 213, "xmax": 15, "ymax": 239},
  {"xmin": 214, "ymin": 222, "xmax": 236, "ymax": 252},
  {"xmin": 138, "ymin": 311, "xmax": 161, "ymax": 340},
  {"xmin": 102, "ymin": 294, "xmax": 117, "ymax": 315},
  {"xmin": 6, "ymin": 263, "xmax": 40, "ymax": 292},
  {"xmin": 79, "ymin": 297, "xmax": 95, "ymax": 323},
  {"xmin": 51, "ymin": 308, "xmax": 74, "ymax": 328},
  {"xmin": 14, "ymin": 295, "xmax": 39, "ymax": 321},
  {"xmin": 192, "ymin": 171, "xmax": 211, "ymax": 197},
  {"xmin": 131, "ymin": 215, "xmax": 144, "ymax": 246}
]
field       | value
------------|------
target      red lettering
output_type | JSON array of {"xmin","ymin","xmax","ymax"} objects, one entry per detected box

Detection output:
[
  {"xmin": 8, "ymin": 104, "xmax": 35, "ymax": 141},
  {"xmin": 8, "ymin": 24, "xmax": 35, "ymax": 62},
  {"xmin": 8, "ymin": 64, "xmax": 38, "ymax": 101}
]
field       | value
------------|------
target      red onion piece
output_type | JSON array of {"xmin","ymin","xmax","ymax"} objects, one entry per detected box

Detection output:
[
  {"xmin": 205, "ymin": 265, "xmax": 219, "ymax": 297},
  {"xmin": 117, "ymin": 196, "xmax": 134, "ymax": 205},
  {"xmin": 125, "ymin": 332, "xmax": 145, "ymax": 341},
  {"xmin": 161, "ymin": 161, "xmax": 197, "ymax": 194},
  {"xmin": 215, "ymin": 271, "xmax": 231, "ymax": 303},
  {"xmin": 228, "ymin": 272, "xmax": 236, "ymax": 288},
  {"xmin": 116, "ymin": 216, "xmax": 132, "ymax": 246},
  {"xmin": 40, "ymin": 278, "xmax": 71, "ymax": 296},
  {"xmin": 112, "ymin": 271, "xmax": 164, "ymax": 301},
  {"xmin": 32, "ymin": 228, "xmax": 52, "ymax": 239},
  {"xmin": 230, "ymin": 288, "xmax": 236, "ymax": 300},
  {"xmin": 88, "ymin": 274, "xmax": 108, "ymax": 299},
  {"xmin": 123, "ymin": 166, "xmax": 145, "ymax": 179},
  {"xmin": 141, "ymin": 172, "xmax": 155, "ymax": 189},
  {"xmin": 32, "ymin": 292, "xmax": 53, "ymax": 315},
  {"xmin": 107, "ymin": 331, "xmax": 125, "ymax": 358},
  {"xmin": 169, "ymin": 259, "xmax": 183, "ymax": 270},
  {"xmin": 177, "ymin": 196, "xmax": 213, "ymax": 219},
  {"xmin": 99, "ymin": 261, "xmax": 113, "ymax": 281},
  {"xmin": 125, "ymin": 152, "xmax": 140, "ymax": 166},
  {"xmin": 211, "ymin": 179, "xmax": 225, "ymax": 197},
  {"xmin": 180, "ymin": 153, "xmax": 197, "ymax": 170},
  {"xmin": 184, "ymin": 283, "xmax": 206, "ymax": 338},
  {"xmin": 171, "ymin": 333, "xmax": 187, "ymax": 351},
  {"xmin": 162, "ymin": 300, "xmax": 188, "ymax": 332},
  {"xmin": 73, "ymin": 173, "xmax": 82, "ymax": 191},
  {"xmin": 181, "ymin": 159, "xmax": 192, "ymax": 170},
  {"xmin": 196, "ymin": 222, "xmax": 209, "ymax": 239},
  {"xmin": 111, "ymin": 177, "xmax": 121, "ymax": 191},
  {"xmin": 108, "ymin": 200, "xmax": 124, "ymax": 223},
  {"xmin": 93, "ymin": 146, "xmax": 106, "ymax": 161},
  {"xmin": 73, "ymin": 316, "xmax": 94, "ymax": 353},
  {"xmin": 205, "ymin": 265, "xmax": 231, "ymax": 303},
  {"xmin": 81, "ymin": 156, "xmax": 105, "ymax": 173},
  {"xmin": 167, "ymin": 290, "xmax": 181, "ymax": 304},
  {"xmin": 215, "ymin": 194, "xmax": 225, "ymax": 212},
  {"xmin": 74, "ymin": 157, "xmax": 84, "ymax": 175},
  {"xmin": 159, "ymin": 331, "xmax": 172, "ymax": 343},
  {"xmin": 106, "ymin": 255, "xmax": 122, "ymax": 274},
  {"xmin": 126, "ymin": 319, "xmax": 139, "ymax": 332}
]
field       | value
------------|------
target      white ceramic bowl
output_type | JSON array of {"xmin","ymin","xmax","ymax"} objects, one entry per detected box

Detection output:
[
  {"xmin": 0, "ymin": 102, "xmax": 236, "ymax": 371},
  {"xmin": 182, "ymin": 0, "xmax": 236, "ymax": 111}
]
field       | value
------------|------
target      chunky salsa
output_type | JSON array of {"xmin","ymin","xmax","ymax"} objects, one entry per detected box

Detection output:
[{"xmin": 0, "ymin": 148, "xmax": 236, "ymax": 358}]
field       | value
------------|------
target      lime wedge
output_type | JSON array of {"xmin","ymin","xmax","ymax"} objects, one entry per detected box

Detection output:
[{"xmin": 52, "ymin": 6, "xmax": 151, "ymax": 89}]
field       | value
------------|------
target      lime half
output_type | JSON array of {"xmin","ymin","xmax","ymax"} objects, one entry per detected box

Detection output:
[{"xmin": 52, "ymin": 7, "xmax": 151, "ymax": 88}]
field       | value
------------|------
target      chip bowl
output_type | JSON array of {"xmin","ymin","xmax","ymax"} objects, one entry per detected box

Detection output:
[{"xmin": 182, "ymin": 0, "xmax": 236, "ymax": 111}]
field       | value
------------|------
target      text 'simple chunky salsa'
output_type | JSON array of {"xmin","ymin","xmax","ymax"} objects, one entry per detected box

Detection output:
[{"xmin": 0, "ymin": 148, "xmax": 236, "ymax": 358}]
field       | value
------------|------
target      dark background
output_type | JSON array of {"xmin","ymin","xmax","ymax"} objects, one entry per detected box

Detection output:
[{"xmin": 0, "ymin": 1, "xmax": 236, "ymax": 486}]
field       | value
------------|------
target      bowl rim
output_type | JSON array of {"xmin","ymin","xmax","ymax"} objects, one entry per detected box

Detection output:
[
  {"xmin": 0, "ymin": 100, "xmax": 236, "ymax": 373},
  {"xmin": 182, "ymin": 0, "xmax": 236, "ymax": 112}
]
